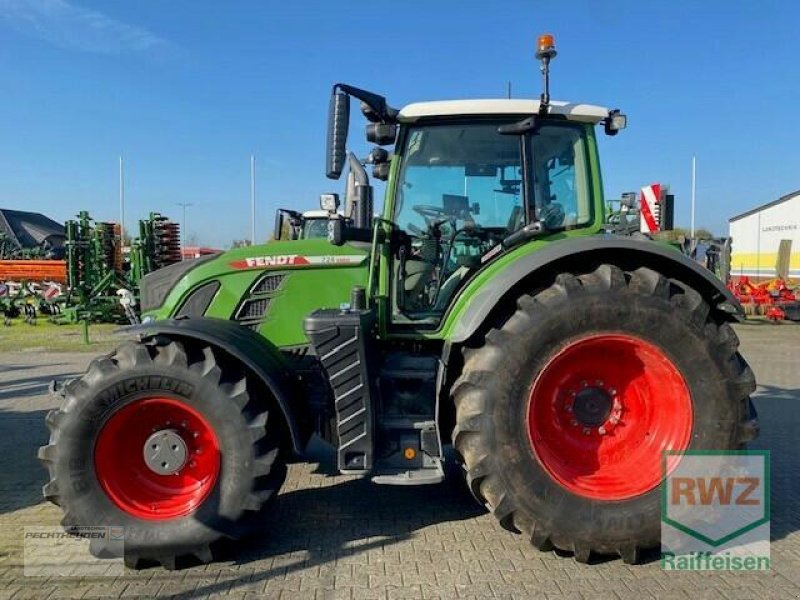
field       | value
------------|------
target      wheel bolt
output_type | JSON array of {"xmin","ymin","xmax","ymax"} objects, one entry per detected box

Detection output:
[
  {"xmin": 192, "ymin": 431, "xmax": 199, "ymax": 439},
  {"xmin": 582, "ymin": 428, "xmax": 590, "ymax": 435},
  {"xmin": 189, "ymin": 460, "xmax": 197, "ymax": 468},
  {"xmin": 598, "ymin": 426, "xmax": 607, "ymax": 435},
  {"xmin": 571, "ymin": 420, "xmax": 578, "ymax": 426},
  {"xmin": 580, "ymin": 380, "xmax": 588, "ymax": 388},
  {"xmin": 564, "ymin": 404, "xmax": 572, "ymax": 412},
  {"xmin": 609, "ymin": 388, "xmax": 617, "ymax": 396},
  {"xmin": 595, "ymin": 380, "xmax": 603, "ymax": 387}
]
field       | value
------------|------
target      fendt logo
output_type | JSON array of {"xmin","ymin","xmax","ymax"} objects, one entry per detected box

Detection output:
[
  {"xmin": 234, "ymin": 254, "xmax": 304, "ymax": 268},
  {"xmin": 661, "ymin": 451, "xmax": 770, "ymax": 571},
  {"xmin": 229, "ymin": 254, "xmax": 366, "ymax": 270}
]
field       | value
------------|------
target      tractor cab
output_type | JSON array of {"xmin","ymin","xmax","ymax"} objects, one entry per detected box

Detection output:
[
  {"xmin": 387, "ymin": 100, "xmax": 607, "ymax": 322},
  {"xmin": 272, "ymin": 209, "xmax": 343, "ymax": 241},
  {"xmin": 323, "ymin": 34, "xmax": 626, "ymax": 329}
]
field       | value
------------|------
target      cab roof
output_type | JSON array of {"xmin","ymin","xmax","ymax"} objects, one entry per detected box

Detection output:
[
  {"xmin": 398, "ymin": 99, "xmax": 609, "ymax": 124},
  {"xmin": 302, "ymin": 210, "xmax": 330, "ymax": 218}
]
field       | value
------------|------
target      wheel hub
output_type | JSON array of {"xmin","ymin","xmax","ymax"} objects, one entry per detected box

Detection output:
[
  {"xmin": 527, "ymin": 334, "xmax": 693, "ymax": 500},
  {"xmin": 572, "ymin": 387, "xmax": 612, "ymax": 427},
  {"xmin": 143, "ymin": 429, "xmax": 188, "ymax": 475},
  {"xmin": 94, "ymin": 396, "xmax": 220, "ymax": 520}
]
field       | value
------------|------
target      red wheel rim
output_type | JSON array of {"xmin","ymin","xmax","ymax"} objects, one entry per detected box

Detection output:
[
  {"xmin": 94, "ymin": 397, "xmax": 220, "ymax": 520},
  {"xmin": 527, "ymin": 334, "xmax": 692, "ymax": 500}
]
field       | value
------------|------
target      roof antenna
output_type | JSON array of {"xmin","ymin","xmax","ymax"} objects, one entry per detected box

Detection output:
[
  {"xmin": 535, "ymin": 33, "xmax": 557, "ymax": 116},
  {"xmin": 507, "ymin": 81, "xmax": 512, "ymax": 99}
]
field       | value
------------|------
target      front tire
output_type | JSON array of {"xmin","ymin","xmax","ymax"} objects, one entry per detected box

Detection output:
[
  {"xmin": 38, "ymin": 338, "xmax": 287, "ymax": 569},
  {"xmin": 452, "ymin": 264, "xmax": 758, "ymax": 563}
]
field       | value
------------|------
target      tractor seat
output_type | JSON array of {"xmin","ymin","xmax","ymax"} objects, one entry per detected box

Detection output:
[{"xmin": 402, "ymin": 258, "xmax": 434, "ymax": 310}]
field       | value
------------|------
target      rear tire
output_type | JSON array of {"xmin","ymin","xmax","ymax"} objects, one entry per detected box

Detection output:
[
  {"xmin": 451, "ymin": 264, "xmax": 758, "ymax": 563},
  {"xmin": 38, "ymin": 338, "xmax": 287, "ymax": 569}
]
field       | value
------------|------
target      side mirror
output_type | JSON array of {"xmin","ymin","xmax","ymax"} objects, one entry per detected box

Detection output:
[
  {"xmin": 320, "ymin": 193, "xmax": 340, "ymax": 213},
  {"xmin": 326, "ymin": 91, "xmax": 350, "ymax": 179},
  {"xmin": 274, "ymin": 209, "xmax": 302, "ymax": 241},
  {"xmin": 328, "ymin": 217, "xmax": 344, "ymax": 246},
  {"xmin": 273, "ymin": 210, "xmax": 286, "ymax": 241}
]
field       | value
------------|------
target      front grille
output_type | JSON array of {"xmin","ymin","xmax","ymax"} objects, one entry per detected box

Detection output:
[
  {"xmin": 237, "ymin": 297, "xmax": 271, "ymax": 320},
  {"xmin": 175, "ymin": 281, "xmax": 220, "ymax": 319},
  {"xmin": 233, "ymin": 273, "xmax": 285, "ymax": 330},
  {"xmin": 252, "ymin": 273, "xmax": 285, "ymax": 294}
]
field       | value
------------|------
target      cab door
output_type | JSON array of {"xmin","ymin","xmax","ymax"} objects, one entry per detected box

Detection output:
[{"xmin": 382, "ymin": 120, "xmax": 526, "ymax": 329}]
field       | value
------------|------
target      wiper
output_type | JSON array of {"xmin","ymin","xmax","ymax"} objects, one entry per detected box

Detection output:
[
  {"xmin": 497, "ymin": 116, "xmax": 537, "ymax": 135},
  {"xmin": 502, "ymin": 221, "xmax": 545, "ymax": 249},
  {"xmin": 480, "ymin": 221, "xmax": 546, "ymax": 265}
]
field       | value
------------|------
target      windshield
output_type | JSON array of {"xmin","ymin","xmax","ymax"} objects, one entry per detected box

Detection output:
[
  {"xmin": 395, "ymin": 122, "xmax": 523, "ymax": 233},
  {"xmin": 393, "ymin": 121, "xmax": 592, "ymax": 232}
]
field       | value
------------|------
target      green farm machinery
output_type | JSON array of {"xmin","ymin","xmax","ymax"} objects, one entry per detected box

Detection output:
[
  {"xmin": 40, "ymin": 35, "xmax": 758, "ymax": 569},
  {"xmin": 128, "ymin": 212, "xmax": 183, "ymax": 285},
  {"xmin": 55, "ymin": 211, "xmax": 182, "ymax": 323}
]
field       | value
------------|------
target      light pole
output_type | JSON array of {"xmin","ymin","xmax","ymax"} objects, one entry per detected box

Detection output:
[
  {"xmin": 250, "ymin": 155, "xmax": 256, "ymax": 245},
  {"xmin": 119, "ymin": 156, "xmax": 125, "ymax": 245},
  {"xmin": 176, "ymin": 202, "xmax": 193, "ymax": 259},
  {"xmin": 690, "ymin": 155, "xmax": 696, "ymax": 239}
]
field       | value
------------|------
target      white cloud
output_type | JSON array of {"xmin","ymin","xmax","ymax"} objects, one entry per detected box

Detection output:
[{"xmin": 0, "ymin": 0, "xmax": 167, "ymax": 54}]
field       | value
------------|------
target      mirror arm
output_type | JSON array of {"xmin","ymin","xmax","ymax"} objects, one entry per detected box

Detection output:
[{"xmin": 334, "ymin": 83, "xmax": 399, "ymax": 124}]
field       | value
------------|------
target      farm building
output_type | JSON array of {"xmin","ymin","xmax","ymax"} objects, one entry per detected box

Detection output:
[{"xmin": 728, "ymin": 190, "xmax": 800, "ymax": 280}]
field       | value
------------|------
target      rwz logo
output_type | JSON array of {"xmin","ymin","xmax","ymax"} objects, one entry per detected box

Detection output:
[
  {"xmin": 661, "ymin": 450, "xmax": 770, "ymax": 570},
  {"xmin": 670, "ymin": 476, "xmax": 760, "ymax": 506}
]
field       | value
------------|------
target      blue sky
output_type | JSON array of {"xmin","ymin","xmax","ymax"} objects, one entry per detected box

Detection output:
[{"xmin": 0, "ymin": 0, "xmax": 797, "ymax": 247}]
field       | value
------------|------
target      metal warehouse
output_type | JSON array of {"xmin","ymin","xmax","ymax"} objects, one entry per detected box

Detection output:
[{"xmin": 729, "ymin": 190, "xmax": 800, "ymax": 280}]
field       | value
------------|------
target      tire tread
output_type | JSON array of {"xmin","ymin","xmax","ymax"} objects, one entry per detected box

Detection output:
[{"xmin": 451, "ymin": 263, "xmax": 756, "ymax": 563}]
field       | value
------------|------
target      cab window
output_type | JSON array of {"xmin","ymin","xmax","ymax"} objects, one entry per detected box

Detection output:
[{"xmin": 532, "ymin": 124, "xmax": 592, "ymax": 230}]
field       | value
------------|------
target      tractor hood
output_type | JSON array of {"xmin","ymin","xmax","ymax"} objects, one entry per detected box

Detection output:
[{"xmin": 141, "ymin": 238, "xmax": 370, "ymax": 347}]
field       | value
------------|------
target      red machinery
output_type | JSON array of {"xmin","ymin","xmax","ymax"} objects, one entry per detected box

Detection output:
[
  {"xmin": 728, "ymin": 277, "xmax": 799, "ymax": 321},
  {"xmin": 0, "ymin": 260, "xmax": 67, "ymax": 284}
]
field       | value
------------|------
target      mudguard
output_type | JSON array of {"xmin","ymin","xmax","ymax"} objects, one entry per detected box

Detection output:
[
  {"xmin": 447, "ymin": 236, "xmax": 742, "ymax": 344},
  {"xmin": 126, "ymin": 317, "xmax": 306, "ymax": 454}
]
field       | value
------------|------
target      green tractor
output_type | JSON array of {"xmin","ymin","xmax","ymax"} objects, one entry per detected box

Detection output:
[{"xmin": 39, "ymin": 36, "xmax": 758, "ymax": 568}]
